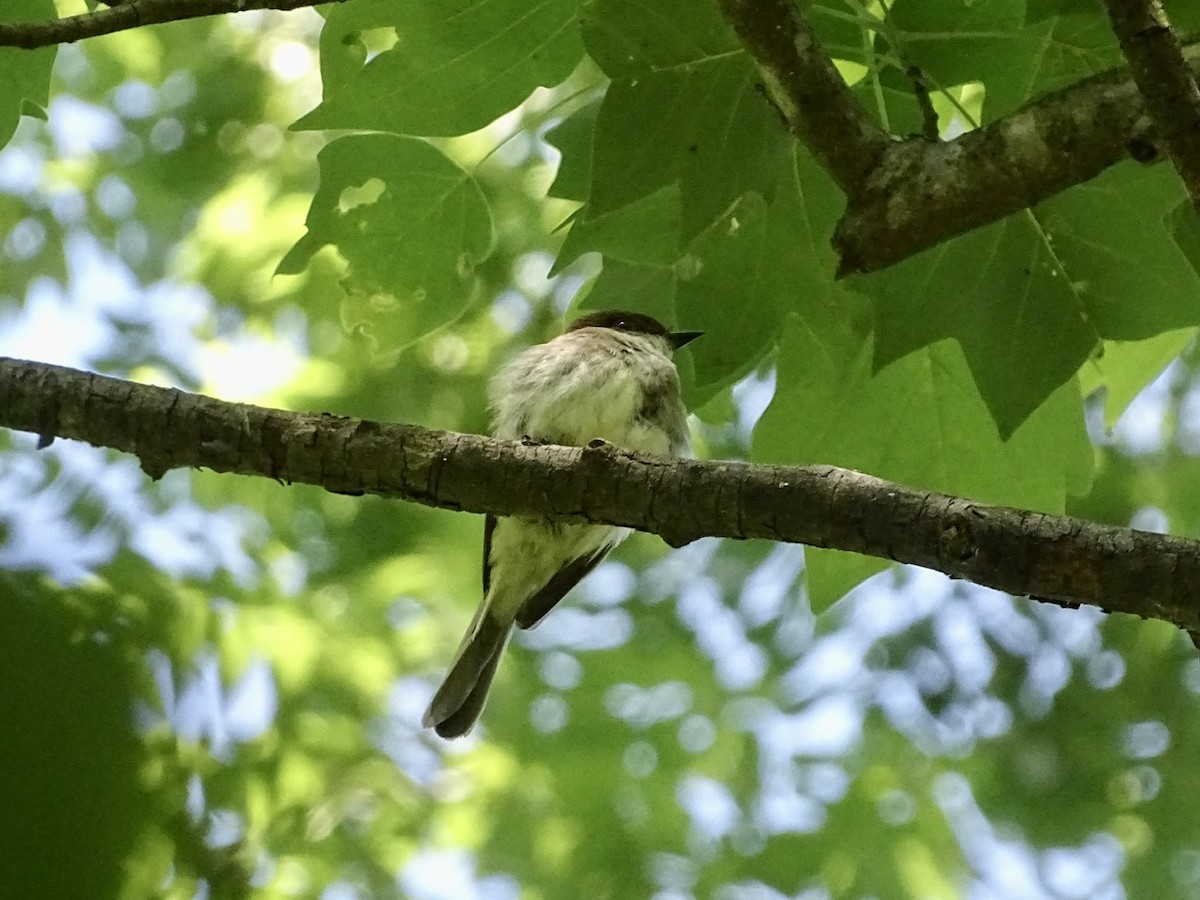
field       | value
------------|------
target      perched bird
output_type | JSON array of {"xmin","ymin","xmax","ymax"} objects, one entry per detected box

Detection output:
[{"xmin": 423, "ymin": 310, "xmax": 701, "ymax": 738}]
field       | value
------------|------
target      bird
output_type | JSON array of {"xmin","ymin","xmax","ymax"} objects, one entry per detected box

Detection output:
[{"xmin": 422, "ymin": 310, "xmax": 701, "ymax": 738}]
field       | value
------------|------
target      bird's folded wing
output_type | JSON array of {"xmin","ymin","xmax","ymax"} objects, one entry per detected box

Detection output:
[{"xmin": 514, "ymin": 544, "xmax": 614, "ymax": 630}]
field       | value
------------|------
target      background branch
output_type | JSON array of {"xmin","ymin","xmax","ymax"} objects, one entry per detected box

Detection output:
[
  {"xmin": 3, "ymin": 356, "xmax": 1199, "ymax": 635},
  {"xmin": 0, "ymin": 0, "xmax": 348, "ymax": 49},
  {"xmin": 1102, "ymin": 0, "xmax": 1200, "ymax": 208},
  {"xmin": 834, "ymin": 68, "xmax": 1168, "ymax": 275},
  {"xmin": 716, "ymin": 0, "xmax": 1200, "ymax": 275}
]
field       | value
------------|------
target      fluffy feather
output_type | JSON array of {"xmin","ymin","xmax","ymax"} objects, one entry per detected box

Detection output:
[{"xmin": 423, "ymin": 316, "xmax": 692, "ymax": 738}]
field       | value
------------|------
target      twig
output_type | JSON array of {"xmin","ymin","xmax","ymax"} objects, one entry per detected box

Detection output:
[
  {"xmin": 3, "ymin": 355, "xmax": 1200, "ymax": 635},
  {"xmin": 1102, "ymin": 0, "xmax": 1200, "ymax": 208},
  {"xmin": 908, "ymin": 65, "xmax": 939, "ymax": 142},
  {"xmin": 0, "ymin": 0, "xmax": 350, "ymax": 49}
]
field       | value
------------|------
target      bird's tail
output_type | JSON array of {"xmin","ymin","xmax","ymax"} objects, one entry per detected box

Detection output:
[{"xmin": 423, "ymin": 608, "xmax": 510, "ymax": 739}]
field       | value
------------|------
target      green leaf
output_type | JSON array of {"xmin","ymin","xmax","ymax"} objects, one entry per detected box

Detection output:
[
  {"xmin": 578, "ymin": 259, "xmax": 678, "ymax": 326},
  {"xmin": 804, "ymin": 0, "xmax": 876, "ymax": 66},
  {"xmin": 545, "ymin": 99, "xmax": 600, "ymax": 202},
  {"xmin": 859, "ymin": 212, "xmax": 1100, "ymax": 437},
  {"xmin": 552, "ymin": 184, "xmax": 683, "ymax": 273},
  {"xmin": 296, "ymin": 0, "xmax": 584, "ymax": 135},
  {"xmin": 582, "ymin": 0, "xmax": 790, "ymax": 238},
  {"xmin": 754, "ymin": 311, "xmax": 1092, "ymax": 612},
  {"xmin": 864, "ymin": 163, "xmax": 1200, "ymax": 436},
  {"xmin": 1079, "ymin": 329, "xmax": 1197, "ymax": 428},
  {"xmin": 1039, "ymin": 163, "xmax": 1200, "ymax": 340},
  {"xmin": 18, "ymin": 97, "xmax": 47, "ymax": 121},
  {"xmin": 0, "ymin": 0, "xmax": 56, "ymax": 150},
  {"xmin": 581, "ymin": 0, "xmax": 740, "ymax": 76},
  {"xmin": 279, "ymin": 134, "xmax": 495, "ymax": 350},
  {"xmin": 1169, "ymin": 196, "xmax": 1200, "ymax": 281},
  {"xmin": 676, "ymin": 145, "xmax": 844, "ymax": 401},
  {"xmin": 881, "ymin": 0, "xmax": 1119, "ymax": 121},
  {"xmin": 674, "ymin": 193, "xmax": 787, "ymax": 400},
  {"xmin": 1024, "ymin": 0, "xmax": 1097, "ymax": 22}
]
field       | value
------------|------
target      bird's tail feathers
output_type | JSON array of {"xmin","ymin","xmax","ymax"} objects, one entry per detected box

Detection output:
[{"xmin": 423, "ymin": 608, "xmax": 510, "ymax": 739}]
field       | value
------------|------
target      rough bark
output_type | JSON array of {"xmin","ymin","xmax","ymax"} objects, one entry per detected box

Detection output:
[{"xmin": 3, "ymin": 356, "xmax": 1198, "ymax": 635}]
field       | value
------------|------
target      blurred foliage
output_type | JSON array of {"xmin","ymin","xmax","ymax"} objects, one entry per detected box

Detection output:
[{"xmin": 3, "ymin": 0, "xmax": 1200, "ymax": 898}]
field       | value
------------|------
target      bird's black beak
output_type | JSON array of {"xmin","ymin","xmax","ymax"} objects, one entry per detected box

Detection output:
[{"xmin": 670, "ymin": 331, "xmax": 702, "ymax": 350}]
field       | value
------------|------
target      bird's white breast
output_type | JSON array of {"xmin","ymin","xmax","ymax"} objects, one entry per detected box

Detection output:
[{"xmin": 489, "ymin": 328, "xmax": 687, "ymax": 457}]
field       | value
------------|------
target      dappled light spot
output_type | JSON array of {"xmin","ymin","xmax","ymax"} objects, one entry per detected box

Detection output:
[
  {"xmin": 150, "ymin": 118, "xmax": 185, "ymax": 154},
  {"xmin": 1122, "ymin": 720, "xmax": 1170, "ymax": 759},
  {"xmin": 337, "ymin": 178, "xmax": 385, "ymax": 214},
  {"xmin": 537, "ymin": 650, "xmax": 582, "ymax": 691},
  {"xmin": 530, "ymin": 694, "xmax": 568, "ymax": 733},
  {"xmin": 606, "ymin": 681, "xmax": 692, "ymax": 728}
]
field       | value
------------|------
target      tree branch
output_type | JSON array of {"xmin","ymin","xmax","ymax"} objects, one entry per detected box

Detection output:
[
  {"xmin": 714, "ymin": 0, "xmax": 891, "ymax": 194},
  {"xmin": 1102, "ymin": 0, "xmax": 1200, "ymax": 208},
  {"xmin": 3, "ymin": 356, "xmax": 1199, "ymax": 636},
  {"xmin": 833, "ymin": 68, "xmax": 1165, "ymax": 276},
  {"xmin": 716, "ymin": 0, "xmax": 1200, "ymax": 275},
  {"xmin": 0, "ymin": 0, "xmax": 349, "ymax": 49}
]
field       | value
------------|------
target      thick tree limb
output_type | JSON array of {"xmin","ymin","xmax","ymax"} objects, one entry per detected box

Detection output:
[
  {"xmin": 3, "ymin": 356, "xmax": 1198, "ymax": 635},
  {"xmin": 0, "ymin": 0, "xmax": 347, "ymax": 49},
  {"xmin": 1102, "ymin": 0, "xmax": 1200, "ymax": 208},
  {"xmin": 717, "ymin": 0, "xmax": 1200, "ymax": 275}
]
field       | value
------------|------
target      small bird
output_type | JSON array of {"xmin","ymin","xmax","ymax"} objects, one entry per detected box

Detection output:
[{"xmin": 423, "ymin": 310, "xmax": 701, "ymax": 738}]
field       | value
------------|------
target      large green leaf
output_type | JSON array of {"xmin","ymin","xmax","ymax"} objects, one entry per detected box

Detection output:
[
  {"xmin": 755, "ymin": 311, "xmax": 1093, "ymax": 611},
  {"xmin": 860, "ymin": 212, "xmax": 1100, "ymax": 437},
  {"xmin": 0, "ymin": 0, "xmax": 55, "ymax": 150},
  {"xmin": 296, "ymin": 0, "xmax": 584, "ymax": 135},
  {"xmin": 865, "ymin": 162, "xmax": 1200, "ymax": 436},
  {"xmin": 676, "ymin": 145, "xmax": 845, "ymax": 401},
  {"xmin": 580, "ymin": 0, "xmax": 790, "ymax": 240},
  {"xmin": 279, "ymin": 134, "xmax": 495, "ymax": 350}
]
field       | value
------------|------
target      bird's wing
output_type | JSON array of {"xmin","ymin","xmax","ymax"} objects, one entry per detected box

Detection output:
[
  {"xmin": 482, "ymin": 514, "xmax": 496, "ymax": 594},
  {"xmin": 514, "ymin": 543, "xmax": 614, "ymax": 630}
]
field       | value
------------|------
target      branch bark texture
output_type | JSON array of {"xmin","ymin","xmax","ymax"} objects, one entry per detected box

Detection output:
[
  {"xmin": 1102, "ymin": 0, "xmax": 1200, "ymax": 208},
  {"xmin": 0, "ymin": 0, "xmax": 348, "ymax": 49},
  {"xmin": 3, "ymin": 357, "xmax": 1198, "ymax": 635}
]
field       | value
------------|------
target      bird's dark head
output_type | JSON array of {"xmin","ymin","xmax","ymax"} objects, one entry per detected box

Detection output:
[{"xmin": 566, "ymin": 310, "xmax": 702, "ymax": 350}]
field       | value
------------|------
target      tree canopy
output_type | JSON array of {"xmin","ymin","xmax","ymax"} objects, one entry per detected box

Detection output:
[{"xmin": 2, "ymin": 0, "xmax": 1200, "ymax": 897}]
